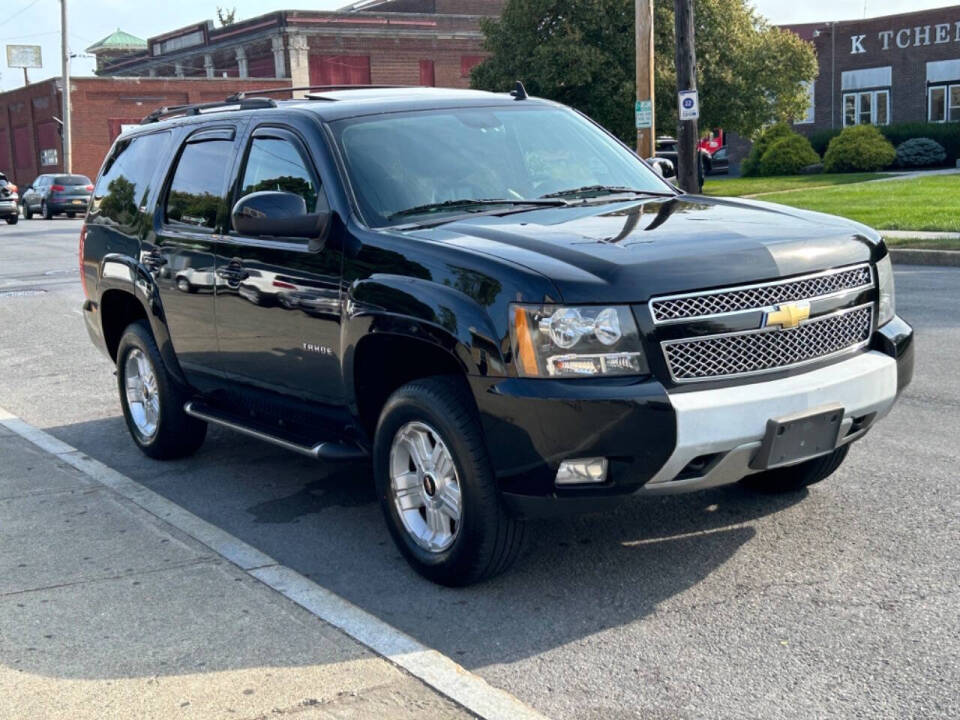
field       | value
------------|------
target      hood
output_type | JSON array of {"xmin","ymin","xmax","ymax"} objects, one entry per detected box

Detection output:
[{"xmin": 406, "ymin": 195, "xmax": 880, "ymax": 303}]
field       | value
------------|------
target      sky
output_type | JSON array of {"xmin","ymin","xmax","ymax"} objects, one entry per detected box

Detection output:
[{"xmin": 2, "ymin": 0, "xmax": 958, "ymax": 91}]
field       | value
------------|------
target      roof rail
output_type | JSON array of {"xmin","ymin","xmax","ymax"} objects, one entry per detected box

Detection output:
[
  {"xmin": 140, "ymin": 97, "xmax": 276, "ymax": 125},
  {"xmin": 226, "ymin": 84, "xmax": 416, "ymax": 102}
]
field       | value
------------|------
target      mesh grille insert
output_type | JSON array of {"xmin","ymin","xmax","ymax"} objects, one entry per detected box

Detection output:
[
  {"xmin": 651, "ymin": 266, "xmax": 872, "ymax": 322},
  {"xmin": 663, "ymin": 305, "xmax": 873, "ymax": 381}
]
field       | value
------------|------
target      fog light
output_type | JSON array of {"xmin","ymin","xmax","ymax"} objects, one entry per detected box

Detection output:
[{"xmin": 555, "ymin": 458, "xmax": 609, "ymax": 485}]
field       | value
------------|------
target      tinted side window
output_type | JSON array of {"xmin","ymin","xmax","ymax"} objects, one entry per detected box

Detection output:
[
  {"xmin": 94, "ymin": 132, "xmax": 170, "ymax": 228},
  {"xmin": 238, "ymin": 137, "xmax": 318, "ymax": 212},
  {"xmin": 165, "ymin": 140, "xmax": 233, "ymax": 230}
]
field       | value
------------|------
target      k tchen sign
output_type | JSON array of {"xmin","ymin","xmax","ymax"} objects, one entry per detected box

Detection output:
[{"xmin": 850, "ymin": 20, "xmax": 960, "ymax": 54}]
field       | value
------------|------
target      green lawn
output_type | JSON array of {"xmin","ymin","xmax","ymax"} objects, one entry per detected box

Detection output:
[
  {"xmin": 702, "ymin": 172, "xmax": 890, "ymax": 197},
  {"xmin": 758, "ymin": 175, "xmax": 960, "ymax": 232},
  {"xmin": 884, "ymin": 235, "xmax": 960, "ymax": 251}
]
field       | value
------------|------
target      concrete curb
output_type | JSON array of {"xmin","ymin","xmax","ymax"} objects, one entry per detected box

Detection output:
[{"xmin": 889, "ymin": 248, "xmax": 960, "ymax": 267}]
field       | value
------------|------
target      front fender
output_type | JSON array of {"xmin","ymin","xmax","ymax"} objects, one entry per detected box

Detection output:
[
  {"xmin": 342, "ymin": 274, "xmax": 506, "ymax": 405},
  {"xmin": 98, "ymin": 253, "xmax": 189, "ymax": 387}
]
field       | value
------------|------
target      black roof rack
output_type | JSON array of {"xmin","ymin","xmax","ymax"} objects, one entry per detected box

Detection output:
[
  {"xmin": 226, "ymin": 84, "xmax": 416, "ymax": 103},
  {"xmin": 140, "ymin": 97, "xmax": 276, "ymax": 125}
]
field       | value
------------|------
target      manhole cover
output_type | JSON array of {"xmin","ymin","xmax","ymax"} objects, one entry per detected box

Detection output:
[{"xmin": 0, "ymin": 289, "xmax": 47, "ymax": 298}]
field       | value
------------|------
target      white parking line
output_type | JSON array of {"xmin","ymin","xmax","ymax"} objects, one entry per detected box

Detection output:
[{"xmin": 0, "ymin": 405, "xmax": 549, "ymax": 720}]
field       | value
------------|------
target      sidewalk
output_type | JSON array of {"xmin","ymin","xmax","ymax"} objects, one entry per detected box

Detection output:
[{"xmin": 0, "ymin": 424, "xmax": 473, "ymax": 719}]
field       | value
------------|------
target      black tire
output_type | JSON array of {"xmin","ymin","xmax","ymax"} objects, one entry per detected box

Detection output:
[
  {"xmin": 4, "ymin": 215, "xmax": 16, "ymax": 225},
  {"xmin": 373, "ymin": 376, "xmax": 524, "ymax": 586},
  {"xmin": 66, "ymin": 212, "xmax": 76, "ymax": 218},
  {"xmin": 22, "ymin": 203, "xmax": 32, "ymax": 220},
  {"xmin": 42, "ymin": 201, "xmax": 53, "ymax": 219},
  {"xmin": 176, "ymin": 276, "xmax": 194, "ymax": 293},
  {"xmin": 740, "ymin": 445, "xmax": 850, "ymax": 494},
  {"xmin": 116, "ymin": 320, "xmax": 206, "ymax": 460}
]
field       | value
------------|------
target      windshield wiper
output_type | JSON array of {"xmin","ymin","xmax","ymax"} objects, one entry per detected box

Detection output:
[
  {"xmin": 540, "ymin": 185, "xmax": 675, "ymax": 199},
  {"xmin": 389, "ymin": 197, "xmax": 566, "ymax": 220}
]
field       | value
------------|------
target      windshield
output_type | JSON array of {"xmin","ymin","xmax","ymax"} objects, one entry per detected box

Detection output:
[{"xmin": 331, "ymin": 105, "xmax": 672, "ymax": 227}]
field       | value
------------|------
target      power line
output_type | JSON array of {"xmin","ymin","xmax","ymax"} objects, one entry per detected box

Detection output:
[{"xmin": 6, "ymin": 0, "xmax": 46, "ymax": 27}]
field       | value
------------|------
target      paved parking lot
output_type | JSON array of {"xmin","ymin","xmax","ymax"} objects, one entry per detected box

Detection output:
[{"xmin": 1, "ymin": 218, "xmax": 958, "ymax": 719}]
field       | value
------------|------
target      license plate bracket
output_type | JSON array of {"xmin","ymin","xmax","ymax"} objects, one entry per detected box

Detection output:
[{"xmin": 750, "ymin": 404, "xmax": 844, "ymax": 470}]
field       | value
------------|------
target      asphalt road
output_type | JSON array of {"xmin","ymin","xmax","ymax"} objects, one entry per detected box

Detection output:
[{"xmin": 1, "ymin": 218, "xmax": 958, "ymax": 719}]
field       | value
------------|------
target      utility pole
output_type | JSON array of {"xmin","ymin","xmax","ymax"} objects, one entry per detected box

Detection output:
[
  {"xmin": 635, "ymin": 0, "xmax": 655, "ymax": 159},
  {"xmin": 673, "ymin": 0, "xmax": 699, "ymax": 192},
  {"xmin": 60, "ymin": 0, "xmax": 72, "ymax": 173}
]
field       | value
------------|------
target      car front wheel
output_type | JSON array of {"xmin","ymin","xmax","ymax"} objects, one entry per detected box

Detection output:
[
  {"xmin": 116, "ymin": 320, "xmax": 206, "ymax": 460},
  {"xmin": 4, "ymin": 215, "xmax": 16, "ymax": 225},
  {"xmin": 41, "ymin": 201, "xmax": 53, "ymax": 219},
  {"xmin": 22, "ymin": 204, "xmax": 32, "ymax": 220},
  {"xmin": 373, "ymin": 376, "xmax": 524, "ymax": 586}
]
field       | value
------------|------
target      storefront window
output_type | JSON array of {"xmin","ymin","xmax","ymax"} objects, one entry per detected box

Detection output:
[
  {"xmin": 929, "ymin": 87, "xmax": 947, "ymax": 122},
  {"xmin": 929, "ymin": 84, "xmax": 960, "ymax": 122},
  {"xmin": 843, "ymin": 90, "xmax": 890, "ymax": 127}
]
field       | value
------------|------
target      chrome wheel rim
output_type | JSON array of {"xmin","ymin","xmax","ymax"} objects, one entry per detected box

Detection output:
[
  {"xmin": 389, "ymin": 421, "xmax": 462, "ymax": 553},
  {"xmin": 123, "ymin": 348, "xmax": 160, "ymax": 440}
]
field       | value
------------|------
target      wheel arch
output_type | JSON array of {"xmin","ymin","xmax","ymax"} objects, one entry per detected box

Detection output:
[
  {"xmin": 97, "ymin": 254, "xmax": 189, "ymax": 387},
  {"xmin": 343, "ymin": 274, "xmax": 506, "ymax": 437}
]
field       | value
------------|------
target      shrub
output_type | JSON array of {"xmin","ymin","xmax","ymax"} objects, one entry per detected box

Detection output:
[
  {"xmin": 809, "ymin": 128, "xmax": 841, "ymax": 156},
  {"xmin": 895, "ymin": 137, "xmax": 948, "ymax": 167},
  {"xmin": 823, "ymin": 125, "xmax": 896, "ymax": 172},
  {"xmin": 758, "ymin": 134, "xmax": 821, "ymax": 176},
  {"xmin": 741, "ymin": 122, "xmax": 794, "ymax": 176},
  {"xmin": 881, "ymin": 122, "xmax": 960, "ymax": 164}
]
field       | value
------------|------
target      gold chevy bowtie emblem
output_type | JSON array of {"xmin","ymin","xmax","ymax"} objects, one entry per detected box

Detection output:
[{"xmin": 765, "ymin": 301, "xmax": 810, "ymax": 330}]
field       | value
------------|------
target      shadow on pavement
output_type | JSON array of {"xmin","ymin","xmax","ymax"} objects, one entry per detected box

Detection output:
[{"xmin": 45, "ymin": 414, "xmax": 805, "ymax": 671}]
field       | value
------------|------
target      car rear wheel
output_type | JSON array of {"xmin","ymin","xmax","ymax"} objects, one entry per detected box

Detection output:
[
  {"xmin": 116, "ymin": 320, "xmax": 206, "ymax": 460},
  {"xmin": 373, "ymin": 375, "xmax": 524, "ymax": 586},
  {"xmin": 740, "ymin": 445, "xmax": 850, "ymax": 494},
  {"xmin": 41, "ymin": 201, "xmax": 53, "ymax": 219},
  {"xmin": 4, "ymin": 216, "xmax": 16, "ymax": 225}
]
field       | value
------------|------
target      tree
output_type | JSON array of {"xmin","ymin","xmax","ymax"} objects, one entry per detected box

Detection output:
[
  {"xmin": 471, "ymin": 0, "xmax": 818, "ymax": 144},
  {"xmin": 217, "ymin": 6, "xmax": 237, "ymax": 26}
]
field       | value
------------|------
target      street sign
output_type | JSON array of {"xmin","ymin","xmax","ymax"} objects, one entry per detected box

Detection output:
[
  {"xmin": 635, "ymin": 100, "xmax": 653, "ymax": 129},
  {"xmin": 678, "ymin": 89, "xmax": 699, "ymax": 121},
  {"xmin": 6, "ymin": 45, "xmax": 42, "ymax": 69}
]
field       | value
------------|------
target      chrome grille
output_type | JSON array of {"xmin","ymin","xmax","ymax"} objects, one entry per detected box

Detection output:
[
  {"xmin": 651, "ymin": 265, "xmax": 872, "ymax": 323},
  {"xmin": 663, "ymin": 304, "xmax": 873, "ymax": 382}
]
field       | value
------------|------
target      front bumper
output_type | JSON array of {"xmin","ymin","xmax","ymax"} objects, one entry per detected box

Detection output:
[{"xmin": 481, "ymin": 316, "xmax": 912, "ymax": 515}]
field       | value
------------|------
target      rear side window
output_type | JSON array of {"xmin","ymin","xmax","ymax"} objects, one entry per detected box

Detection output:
[
  {"xmin": 94, "ymin": 132, "xmax": 170, "ymax": 229},
  {"xmin": 165, "ymin": 140, "xmax": 233, "ymax": 230}
]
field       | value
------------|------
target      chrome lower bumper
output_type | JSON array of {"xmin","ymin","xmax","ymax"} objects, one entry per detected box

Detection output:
[{"xmin": 639, "ymin": 351, "xmax": 898, "ymax": 494}]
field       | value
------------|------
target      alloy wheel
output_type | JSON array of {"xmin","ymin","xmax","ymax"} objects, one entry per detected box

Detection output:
[
  {"xmin": 123, "ymin": 348, "xmax": 160, "ymax": 440},
  {"xmin": 389, "ymin": 421, "xmax": 462, "ymax": 552}
]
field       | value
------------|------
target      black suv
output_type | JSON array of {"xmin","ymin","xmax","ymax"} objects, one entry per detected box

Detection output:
[
  {"xmin": 21, "ymin": 173, "xmax": 93, "ymax": 219},
  {"xmin": 81, "ymin": 87, "xmax": 913, "ymax": 585}
]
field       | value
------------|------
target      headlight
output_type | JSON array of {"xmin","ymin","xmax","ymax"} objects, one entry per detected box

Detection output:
[
  {"xmin": 511, "ymin": 304, "xmax": 649, "ymax": 378},
  {"xmin": 876, "ymin": 254, "xmax": 895, "ymax": 326}
]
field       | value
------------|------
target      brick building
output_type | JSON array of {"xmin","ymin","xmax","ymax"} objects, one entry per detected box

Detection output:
[
  {"xmin": 94, "ymin": 1, "xmax": 502, "ymax": 90},
  {"xmin": 0, "ymin": 77, "xmax": 289, "ymax": 187},
  {"xmin": 0, "ymin": 0, "xmax": 503, "ymax": 188},
  {"xmin": 785, "ymin": 5, "xmax": 960, "ymax": 132}
]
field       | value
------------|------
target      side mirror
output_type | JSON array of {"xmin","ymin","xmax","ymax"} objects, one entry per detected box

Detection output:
[{"xmin": 231, "ymin": 191, "xmax": 330, "ymax": 251}]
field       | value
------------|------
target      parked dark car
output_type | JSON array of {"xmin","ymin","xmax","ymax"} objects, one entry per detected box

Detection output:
[
  {"xmin": 80, "ymin": 87, "xmax": 912, "ymax": 586},
  {"xmin": 704, "ymin": 146, "xmax": 729, "ymax": 175},
  {"xmin": 0, "ymin": 172, "xmax": 19, "ymax": 224},
  {"xmin": 21, "ymin": 173, "xmax": 93, "ymax": 219},
  {"xmin": 654, "ymin": 136, "xmax": 707, "ymax": 190}
]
